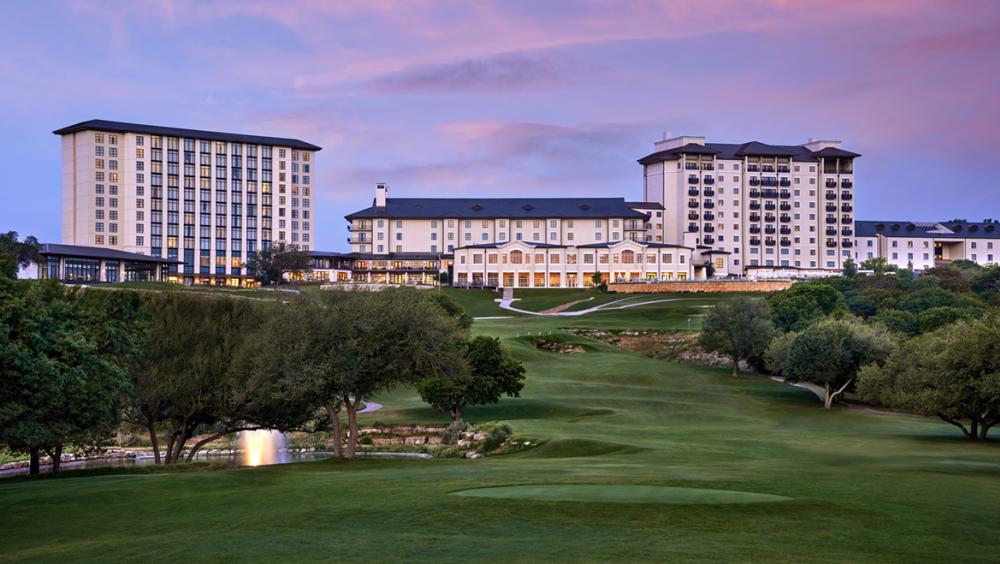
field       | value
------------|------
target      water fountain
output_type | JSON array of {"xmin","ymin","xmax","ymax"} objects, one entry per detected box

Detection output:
[{"xmin": 239, "ymin": 429, "xmax": 289, "ymax": 467}]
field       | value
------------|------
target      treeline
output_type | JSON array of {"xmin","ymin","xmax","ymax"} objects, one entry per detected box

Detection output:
[
  {"xmin": 700, "ymin": 261, "xmax": 1000, "ymax": 439},
  {"xmin": 1, "ymin": 283, "xmax": 524, "ymax": 474}
]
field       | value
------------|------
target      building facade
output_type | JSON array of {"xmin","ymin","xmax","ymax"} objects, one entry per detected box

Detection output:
[
  {"xmin": 854, "ymin": 220, "xmax": 1000, "ymax": 271},
  {"xmin": 18, "ymin": 243, "xmax": 175, "ymax": 283},
  {"xmin": 54, "ymin": 120, "xmax": 321, "ymax": 286},
  {"xmin": 639, "ymin": 135, "xmax": 859, "ymax": 275}
]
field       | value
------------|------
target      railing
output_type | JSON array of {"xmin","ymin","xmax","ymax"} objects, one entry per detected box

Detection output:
[
  {"xmin": 826, "ymin": 228, "xmax": 837, "ymax": 236},
  {"xmin": 841, "ymin": 204, "xmax": 853, "ymax": 212},
  {"xmin": 825, "ymin": 192, "xmax": 837, "ymax": 200},
  {"xmin": 779, "ymin": 215, "xmax": 791, "ymax": 223},
  {"xmin": 702, "ymin": 201, "xmax": 715, "ymax": 209},
  {"xmin": 747, "ymin": 165, "xmax": 759, "ymax": 172},
  {"xmin": 688, "ymin": 201, "xmax": 699, "ymax": 208},
  {"xmin": 703, "ymin": 176, "xmax": 715, "ymax": 185},
  {"xmin": 842, "ymin": 240, "xmax": 854, "ymax": 248},
  {"xmin": 703, "ymin": 212, "xmax": 715, "ymax": 221},
  {"xmin": 764, "ymin": 203, "xmax": 776, "ymax": 211},
  {"xmin": 762, "ymin": 165, "xmax": 775, "ymax": 172},
  {"xmin": 777, "ymin": 166, "xmax": 790, "ymax": 173},
  {"xmin": 688, "ymin": 188, "xmax": 699, "ymax": 196},
  {"xmin": 685, "ymin": 163, "xmax": 699, "ymax": 170},
  {"xmin": 688, "ymin": 212, "xmax": 699, "ymax": 220},
  {"xmin": 841, "ymin": 180, "xmax": 853, "ymax": 188},
  {"xmin": 762, "ymin": 189, "xmax": 779, "ymax": 198},
  {"xmin": 688, "ymin": 224, "xmax": 699, "ymax": 232},
  {"xmin": 780, "ymin": 238, "xmax": 792, "ymax": 247},
  {"xmin": 688, "ymin": 176, "xmax": 699, "ymax": 184},
  {"xmin": 749, "ymin": 226, "xmax": 761, "ymax": 234},
  {"xmin": 703, "ymin": 225, "xmax": 715, "ymax": 233},
  {"xmin": 826, "ymin": 204, "xmax": 837, "ymax": 212},
  {"xmin": 825, "ymin": 179, "xmax": 837, "ymax": 188},
  {"xmin": 780, "ymin": 203, "xmax": 791, "ymax": 211},
  {"xmin": 826, "ymin": 239, "xmax": 838, "ymax": 247},
  {"xmin": 780, "ymin": 227, "xmax": 792, "ymax": 235},
  {"xmin": 779, "ymin": 190, "xmax": 791, "ymax": 199},
  {"xmin": 841, "ymin": 192, "xmax": 853, "ymax": 200},
  {"xmin": 779, "ymin": 179, "xmax": 791, "ymax": 187},
  {"xmin": 703, "ymin": 188, "xmax": 715, "ymax": 197},
  {"xmin": 702, "ymin": 163, "xmax": 714, "ymax": 171},
  {"xmin": 749, "ymin": 178, "xmax": 760, "ymax": 186},
  {"xmin": 749, "ymin": 189, "xmax": 761, "ymax": 198},
  {"xmin": 749, "ymin": 202, "xmax": 761, "ymax": 210},
  {"xmin": 750, "ymin": 214, "xmax": 761, "ymax": 222},
  {"xmin": 703, "ymin": 236, "xmax": 715, "ymax": 244}
]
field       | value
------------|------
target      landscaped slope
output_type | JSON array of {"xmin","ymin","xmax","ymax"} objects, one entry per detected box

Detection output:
[{"xmin": 2, "ymin": 299, "xmax": 1000, "ymax": 562}]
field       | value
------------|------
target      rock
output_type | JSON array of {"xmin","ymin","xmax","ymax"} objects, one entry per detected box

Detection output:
[
  {"xmin": 405, "ymin": 436, "xmax": 426, "ymax": 445},
  {"xmin": 465, "ymin": 452, "xmax": 482, "ymax": 459},
  {"xmin": 373, "ymin": 438, "xmax": 392, "ymax": 446},
  {"xmin": 522, "ymin": 441, "xmax": 531, "ymax": 446},
  {"xmin": 390, "ymin": 438, "xmax": 405, "ymax": 445},
  {"xmin": 472, "ymin": 432, "xmax": 487, "ymax": 441},
  {"xmin": 457, "ymin": 439, "xmax": 472, "ymax": 448},
  {"xmin": 391, "ymin": 427, "xmax": 413, "ymax": 435},
  {"xmin": 426, "ymin": 436, "xmax": 443, "ymax": 445}
]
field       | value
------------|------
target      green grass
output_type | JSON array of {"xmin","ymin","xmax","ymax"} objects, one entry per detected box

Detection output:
[{"xmin": 3, "ymin": 292, "xmax": 1000, "ymax": 562}]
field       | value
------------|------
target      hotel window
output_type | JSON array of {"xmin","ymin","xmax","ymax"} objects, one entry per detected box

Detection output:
[
  {"xmin": 595, "ymin": 232, "xmax": 602, "ymax": 241},
  {"xmin": 95, "ymin": 210, "xmax": 104, "ymax": 219},
  {"xmin": 96, "ymin": 222, "xmax": 104, "ymax": 232},
  {"xmin": 96, "ymin": 184, "xmax": 104, "ymax": 194},
  {"xmin": 583, "ymin": 254, "xmax": 594, "ymax": 264},
  {"xmin": 109, "ymin": 135, "xmax": 117, "ymax": 145},
  {"xmin": 599, "ymin": 254, "xmax": 609, "ymax": 264},
  {"xmin": 567, "ymin": 232, "xmax": 574, "ymax": 241},
  {"xmin": 95, "ymin": 133, "xmax": 104, "ymax": 143},
  {"xmin": 136, "ymin": 236, "xmax": 144, "ymax": 246},
  {"xmin": 96, "ymin": 159, "xmax": 105, "ymax": 169},
  {"xmin": 136, "ymin": 135, "xmax": 144, "ymax": 146},
  {"xmin": 95, "ymin": 235, "xmax": 104, "ymax": 245},
  {"xmin": 96, "ymin": 197, "xmax": 105, "ymax": 206},
  {"xmin": 96, "ymin": 146, "xmax": 104, "ymax": 156}
]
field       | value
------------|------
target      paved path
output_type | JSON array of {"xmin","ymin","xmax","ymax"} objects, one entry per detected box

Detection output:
[
  {"xmin": 770, "ymin": 376, "xmax": 826, "ymax": 401},
  {"xmin": 357, "ymin": 401, "xmax": 383, "ymax": 414},
  {"xmin": 498, "ymin": 295, "xmax": 701, "ymax": 317}
]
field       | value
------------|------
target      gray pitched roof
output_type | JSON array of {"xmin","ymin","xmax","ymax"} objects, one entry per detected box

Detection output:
[
  {"xmin": 346, "ymin": 197, "xmax": 648, "ymax": 220},
  {"xmin": 856, "ymin": 220, "xmax": 1000, "ymax": 239},
  {"xmin": 39, "ymin": 243, "xmax": 178, "ymax": 263},
  {"xmin": 638, "ymin": 140, "xmax": 860, "ymax": 165},
  {"xmin": 53, "ymin": 119, "xmax": 322, "ymax": 151},
  {"xmin": 625, "ymin": 201, "xmax": 665, "ymax": 210}
]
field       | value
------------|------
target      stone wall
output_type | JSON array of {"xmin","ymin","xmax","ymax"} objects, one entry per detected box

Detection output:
[{"xmin": 608, "ymin": 279, "xmax": 795, "ymax": 294}]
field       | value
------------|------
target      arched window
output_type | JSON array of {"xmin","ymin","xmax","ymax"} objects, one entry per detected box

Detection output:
[
  {"xmin": 510, "ymin": 250, "xmax": 523, "ymax": 264},
  {"xmin": 621, "ymin": 250, "xmax": 635, "ymax": 264}
]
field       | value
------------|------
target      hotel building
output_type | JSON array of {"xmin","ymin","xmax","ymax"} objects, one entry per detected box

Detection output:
[
  {"xmin": 854, "ymin": 220, "xmax": 1000, "ymax": 271},
  {"xmin": 54, "ymin": 120, "xmax": 321, "ymax": 285},
  {"xmin": 639, "ymin": 135, "xmax": 860, "ymax": 275}
]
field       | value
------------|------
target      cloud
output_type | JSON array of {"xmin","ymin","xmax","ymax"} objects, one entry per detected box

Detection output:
[{"xmin": 365, "ymin": 53, "xmax": 559, "ymax": 93}]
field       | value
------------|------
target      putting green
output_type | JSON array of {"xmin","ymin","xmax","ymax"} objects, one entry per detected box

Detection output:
[{"xmin": 451, "ymin": 484, "xmax": 791, "ymax": 504}]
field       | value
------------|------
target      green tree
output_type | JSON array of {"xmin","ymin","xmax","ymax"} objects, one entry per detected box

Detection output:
[
  {"xmin": 591, "ymin": 272, "xmax": 606, "ymax": 291},
  {"xmin": 859, "ymin": 257, "xmax": 894, "ymax": 275},
  {"xmin": 869, "ymin": 309, "xmax": 919, "ymax": 336},
  {"xmin": 780, "ymin": 318, "xmax": 896, "ymax": 408},
  {"xmin": 858, "ymin": 311, "xmax": 1000, "ymax": 439},
  {"xmin": 842, "ymin": 257, "xmax": 858, "ymax": 278},
  {"xmin": 699, "ymin": 298, "xmax": 775, "ymax": 377},
  {"xmin": 0, "ymin": 281, "xmax": 144, "ymax": 474},
  {"xmin": 249, "ymin": 242, "xmax": 312, "ymax": 286},
  {"xmin": 769, "ymin": 282, "xmax": 844, "ymax": 332},
  {"xmin": 0, "ymin": 231, "xmax": 40, "ymax": 279},
  {"xmin": 764, "ymin": 331, "xmax": 798, "ymax": 377},
  {"xmin": 417, "ymin": 336, "xmax": 525, "ymax": 421}
]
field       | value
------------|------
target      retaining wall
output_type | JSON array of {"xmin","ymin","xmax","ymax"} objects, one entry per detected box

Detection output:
[{"xmin": 608, "ymin": 279, "xmax": 795, "ymax": 293}]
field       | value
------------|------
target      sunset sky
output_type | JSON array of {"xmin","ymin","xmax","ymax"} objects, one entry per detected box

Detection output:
[{"xmin": 2, "ymin": 0, "xmax": 998, "ymax": 250}]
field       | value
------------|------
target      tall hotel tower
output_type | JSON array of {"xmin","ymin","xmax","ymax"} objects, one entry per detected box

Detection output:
[
  {"xmin": 54, "ymin": 120, "xmax": 321, "ymax": 285},
  {"xmin": 639, "ymin": 135, "xmax": 859, "ymax": 273}
]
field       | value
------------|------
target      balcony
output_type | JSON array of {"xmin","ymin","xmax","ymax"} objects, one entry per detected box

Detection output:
[
  {"xmin": 841, "ymin": 203, "xmax": 853, "ymax": 212},
  {"xmin": 827, "ymin": 239, "xmax": 838, "ymax": 247},
  {"xmin": 688, "ymin": 211, "xmax": 699, "ymax": 220},
  {"xmin": 765, "ymin": 238, "xmax": 777, "ymax": 246},
  {"xmin": 780, "ymin": 226, "xmax": 792, "ymax": 235},
  {"xmin": 703, "ymin": 225, "xmax": 715, "ymax": 233},
  {"xmin": 703, "ymin": 201, "xmax": 715, "ymax": 209},
  {"xmin": 826, "ymin": 203, "xmax": 838, "ymax": 212},
  {"xmin": 826, "ymin": 227, "xmax": 838, "ymax": 236},
  {"xmin": 764, "ymin": 202, "xmax": 776, "ymax": 211},
  {"xmin": 688, "ymin": 223, "xmax": 699, "ymax": 232},
  {"xmin": 777, "ymin": 165, "xmax": 790, "ymax": 173},
  {"xmin": 747, "ymin": 165, "xmax": 760, "ymax": 172},
  {"xmin": 749, "ymin": 189, "xmax": 761, "ymax": 198},
  {"xmin": 826, "ymin": 179, "xmax": 837, "ymax": 188},
  {"xmin": 750, "ymin": 213, "xmax": 761, "ymax": 222},
  {"xmin": 842, "ymin": 179, "xmax": 853, "ymax": 188},
  {"xmin": 703, "ymin": 176, "xmax": 715, "ymax": 185},
  {"xmin": 761, "ymin": 176, "xmax": 778, "ymax": 187},
  {"xmin": 842, "ymin": 239, "xmax": 854, "ymax": 248},
  {"xmin": 703, "ymin": 236, "xmax": 715, "ymax": 245},
  {"xmin": 703, "ymin": 188, "xmax": 715, "ymax": 197},
  {"xmin": 688, "ymin": 176, "xmax": 699, "ymax": 184},
  {"xmin": 749, "ymin": 178, "xmax": 760, "ymax": 186},
  {"xmin": 842, "ymin": 227, "xmax": 853, "ymax": 236},
  {"xmin": 349, "ymin": 223, "xmax": 373, "ymax": 231},
  {"xmin": 703, "ymin": 212, "xmax": 715, "ymax": 221},
  {"xmin": 750, "ymin": 237, "xmax": 762, "ymax": 246},
  {"xmin": 765, "ymin": 214, "xmax": 776, "ymax": 223},
  {"xmin": 825, "ymin": 192, "xmax": 837, "ymax": 200},
  {"xmin": 749, "ymin": 201, "xmax": 761, "ymax": 210},
  {"xmin": 702, "ymin": 163, "xmax": 714, "ymax": 171},
  {"xmin": 780, "ymin": 202, "xmax": 792, "ymax": 211},
  {"xmin": 779, "ymin": 178, "xmax": 791, "ymax": 187},
  {"xmin": 841, "ymin": 215, "xmax": 853, "ymax": 224},
  {"xmin": 688, "ymin": 201, "xmax": 699, "ymax": 208},
  {"xmin": 762, "ymin": 165, "xmax": 775, "ymax": 173},
  {"xmin": 779, "ymin": 215, "xmax": 792, "ymax": 223},
  {"xmin": 841, "ymin": 192, "xmax": 853, "ymax": 200},
  {"xmin": 779, "ymin": 190, "xmax": 791, "ymax": 199},
  {"xmin": 780, "ymin": 238, "xmax": 792, "ymax": 247},
  {"xmin": 749, "ymin": 225, "xmax": 761, "ymax": 234},
  {"xmin": 688, "ymin": 188, "xmax": 700, "ymax": 196},
  {"xmin": 764, "ymin": 226, "xmax": 776, "ymax": 235},
  {"xmin": 763, "ymin": 189, "xmax": 779, "ymax": 199},
  {"xmin": 826, "ymin": 215, "xmax": 837, "ymax": 224},
  {"xmin": 685, "ymin": 163, "xmax": 699, "ymax": 170}
]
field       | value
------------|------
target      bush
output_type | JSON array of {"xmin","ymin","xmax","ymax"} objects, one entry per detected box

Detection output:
[
  {"xmin": 443, "ymin": 420, "xmax": 471, "ymax": 445},
  {"xmin": 481, "ymin": 423, "xmax": 513, "ymax": 453}
]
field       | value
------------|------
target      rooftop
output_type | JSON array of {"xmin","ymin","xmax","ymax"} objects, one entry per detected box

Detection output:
[
  {"xmin": 38, "ymin": 243, "xmax": 178, "ymax": 263},
  {"xmin": 53, "ymin": 119, "xmax": 322, "ymax": 152},
  {"xmin": 855, "ymin": 220, "xmax": 1000, "ymax": 239},
  {"xmin": 346, "ymin": 197, "xmax": 648, "ymax": 220},
  {"xmin": 638, "ymin": 140, "xmax": 860, "ymax": 165}
]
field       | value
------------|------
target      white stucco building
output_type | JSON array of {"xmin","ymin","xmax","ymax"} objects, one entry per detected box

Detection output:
[
  {"xmin": 639, "ymin": 135, "xmax": 859, "ymax": 275},
  {"xmin": 54, "ymin": 120, "xmax": 321, "ymax": 286},
  {"xmin": 854, "ymin": 220, "xmax": 1000, "ymax": 271}
]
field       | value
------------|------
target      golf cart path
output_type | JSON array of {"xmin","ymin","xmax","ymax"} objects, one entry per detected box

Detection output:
[
  {"xmin": 499, "ymin": 294, "xmax": 710, "ymax": 317},
  {"xmin": 357, "ymin": 401, "xmax": 383, "ymax": 414}
]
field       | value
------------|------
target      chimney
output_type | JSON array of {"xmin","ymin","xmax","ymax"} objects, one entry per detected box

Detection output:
[{"xmin": 375, "ymin": 182, "xmax": 387, "ymax": 207}]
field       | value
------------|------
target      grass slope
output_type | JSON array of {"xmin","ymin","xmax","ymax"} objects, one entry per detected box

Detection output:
[{"xmin": 3, "ymin": 292, "xmax": 1000, "ymax": 562}]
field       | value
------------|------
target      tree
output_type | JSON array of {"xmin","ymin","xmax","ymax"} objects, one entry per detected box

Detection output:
[
  {"xmin": 0, "ymin": 280, "xmax": 144, "ymax": 474},
  {"xmin": 769, "ymin": 282, "xmax": 844, "ymax": 332},
  {"xmin": 699, "ymin": 298, "xmax": 775, "ymax": 377},
  {"xmin": 591, "ymin": 271, "xmax": 606, "ymax": 291},
  {"xmin": 842, "ymin": 257, "xmax": 858, "ymax": 278},
  {"xmin": 764, "ymin": 331, "xmax": 798, "ymax": 377},
  {"xmin": 417, "ymin": 336, "xmax": 525, "ymax": 421},
  {"xmin": 0, "ymin": 231, "xmax": 40, "ymax": 279},
  {"xmin": 858, "ymin": 311, "xmax": 1000, "ymax": 439},
  {"xmin": 249, "ymin": 242, "xmax": 312, "ymax": 286},
  {"xmin": 779, "ymin": 318, "xmax": 896, "ymax": 408},
  {"xmin": 126, "ymin": 293, "xmax": 298, "ymax": 463},
  {"xmin": 860, "ymin": 257, "xmax": 894, "ymax": 275}
]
